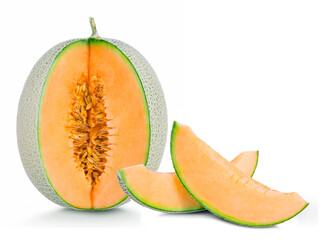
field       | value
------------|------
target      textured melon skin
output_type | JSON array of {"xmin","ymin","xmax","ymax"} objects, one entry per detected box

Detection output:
[{"xmin": 17, "ymin": 38, "xmax": 167, "ymax": 209}]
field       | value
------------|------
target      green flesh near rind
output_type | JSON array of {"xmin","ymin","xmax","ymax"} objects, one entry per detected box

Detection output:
[
  {"xmin": 117, "ymin": 169, "xmax": 204, "ymax": 213},
  {"xmin": 37, "ymin": 39, "xmax": 151, "ymax": 209},
  {"xmin": 171, "ymin": 121, "xmax": 308, "ymax": 226}
]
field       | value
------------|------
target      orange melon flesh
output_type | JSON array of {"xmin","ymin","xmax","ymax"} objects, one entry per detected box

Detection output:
[
  {"xmin": 171, "ymin": 122, "xmax": 308, "ymax": 226},
  {"xmin": 39, "ymin": 40, "xmax": 149, "ymax": 209},
  {"xmin": 118, "ymin": 151, "xmax": 258, "ymax": 212}
]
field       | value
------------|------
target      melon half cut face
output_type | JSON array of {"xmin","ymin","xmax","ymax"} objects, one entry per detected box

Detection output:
[{"xmin": 39, "ymin": 39, "xmax": 150, "ymax": 209}]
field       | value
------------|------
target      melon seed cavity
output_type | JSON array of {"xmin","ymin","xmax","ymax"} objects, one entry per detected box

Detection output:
[{"xmin": 68, "ymin": 73, "xmax": 112, "ymax": 186}]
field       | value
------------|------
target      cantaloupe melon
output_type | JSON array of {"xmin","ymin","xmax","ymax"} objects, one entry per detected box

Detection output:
[
  {"xmin": 17, "ymin": 18, "xmax": 167, "ymax": 209},
  {"xmin": 171, "ymin": 121, "xmax": 308, "ymax": 226},
  {"xmin": 117, "ymin": 151, "xmax": 258, "ymax": 213}
]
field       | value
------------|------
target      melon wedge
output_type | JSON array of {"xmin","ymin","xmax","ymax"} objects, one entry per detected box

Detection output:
[
  {"xmin": 171, "ymin": 121, "xmax": 308, "ymax": 226},
  {"xmin": 117, "ymin": 151, "xmax": 258, "ymax": 213}
]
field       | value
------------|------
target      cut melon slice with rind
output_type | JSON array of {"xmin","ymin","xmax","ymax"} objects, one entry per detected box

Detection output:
[
  {"xmin": 117, "ymin": 151, "xmax": 258, "ymax": 213},
  {"xmin": 171, "ymin": 121, "xmax": 308, "ymax": 226}
]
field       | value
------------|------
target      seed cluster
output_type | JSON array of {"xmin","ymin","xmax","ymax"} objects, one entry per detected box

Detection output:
[{"xmin": 68, "ymin": 73, "xmax": 111, "ymax": 186}]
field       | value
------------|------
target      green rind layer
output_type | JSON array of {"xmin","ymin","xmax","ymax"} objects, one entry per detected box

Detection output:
[
  {"xmin": 117, "ymin": 169, "xmax": 204, "ymax": 213},
  {"xmin": 171, "ymin": 121, "xmax": 308, "ymax": 227},
  {"xmin": 199, "ymin": 199, "xmax": 308, "ymax": 227}
]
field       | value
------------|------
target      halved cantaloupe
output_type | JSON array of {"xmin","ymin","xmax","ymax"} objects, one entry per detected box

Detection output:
[
  {"xmin": 17, "ymin": 18, "xmax": 167, "ymax": 209},
  {"xmin": 171, "ymin": 121, "xmax": 308, "ymax": 226},
  {"xmin": 117, "ymin": 151, "xmax": 258, "ymax": 212}
]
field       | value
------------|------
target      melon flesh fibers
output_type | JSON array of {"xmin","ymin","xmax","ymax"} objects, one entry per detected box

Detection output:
[
  {"xmin": 118, "ymin": 151, "xmax": 258, "ymax": 213},
  {"xmin": 171, "ymin": 122, "xmax": 308, "ymax": 226},
  {"xmin": 17, "ymin": 18, "xmax": 167, "ymax": 210}
]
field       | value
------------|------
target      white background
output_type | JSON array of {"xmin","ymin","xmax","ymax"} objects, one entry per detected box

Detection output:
[{"xmin": 0, "ymin": 0, "xmax": 323, "ymax": 239}]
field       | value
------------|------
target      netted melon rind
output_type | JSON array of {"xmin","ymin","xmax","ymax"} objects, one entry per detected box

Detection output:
[{"xmin": 17, "ymin": 38, "xmax": 167, "ymax": 209}]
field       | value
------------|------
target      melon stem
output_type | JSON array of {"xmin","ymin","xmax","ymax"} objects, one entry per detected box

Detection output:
[{"xmin": 89, "ymin": 17, "xmax": 100, "ymax": 39}]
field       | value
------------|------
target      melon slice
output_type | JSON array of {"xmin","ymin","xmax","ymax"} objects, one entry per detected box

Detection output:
[
  {"xmin": 17, "ymin": 18, "xmax": 167, "ymax": 209},
  {"xmin": 117, "ymin": 151, "xmax": 258, "ymax": 212},
  {"xmin": 171, "ymin": 121, "xmax": 308, "ymax": 226}
]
